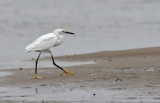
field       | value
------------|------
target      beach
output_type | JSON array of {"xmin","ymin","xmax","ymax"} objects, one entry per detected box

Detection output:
[
  {"xmin": 0, "ymin": 47, "xmax": 160, "ymax": 102},
  {"xmin": 1, "ymin": 0, "xmax": 160, "ymax": 102}
]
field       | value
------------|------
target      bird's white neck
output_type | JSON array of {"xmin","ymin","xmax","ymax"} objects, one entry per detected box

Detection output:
[
  {"xmin": 54, "ymin": 34, "xmax": 64, "ymax": 46},
  {"xmin": 57, "ymin": 34, "xmax": 64, "ymax": 39}
]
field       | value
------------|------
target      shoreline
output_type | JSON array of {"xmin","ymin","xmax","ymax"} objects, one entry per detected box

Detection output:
[
  {"xmin": 1, "ymin": 47, "xmax": 160, "ymax": 86},
  {"xmin": 0, "ymin": 47, "xmax": 160, "ymax": 102}
]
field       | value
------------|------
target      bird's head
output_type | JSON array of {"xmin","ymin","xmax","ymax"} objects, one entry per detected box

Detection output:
[{"xmin": 53, "ymin": 29, "xmax": 75, "ymax": 35}]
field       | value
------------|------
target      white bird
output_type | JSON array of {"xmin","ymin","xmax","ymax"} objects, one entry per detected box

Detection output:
[{"xmin": 26, "ymin": 29, "xmax": 75, "ymax": 79}]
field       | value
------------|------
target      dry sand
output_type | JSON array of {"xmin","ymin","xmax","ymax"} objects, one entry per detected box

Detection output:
[{"xmin": 1, "ymin": 47, "xmax": 160, "ymax": 102}]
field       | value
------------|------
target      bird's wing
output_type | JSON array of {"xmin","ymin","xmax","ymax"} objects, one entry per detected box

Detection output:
[{"xmin": 26, "ymin": 33, "xmax": 57, "ymax": 51}]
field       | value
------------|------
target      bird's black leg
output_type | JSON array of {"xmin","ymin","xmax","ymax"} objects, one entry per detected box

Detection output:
[
  {"xmin": 32, "ymin": 52, "xmax": 45, "ymax": 79},
  {"xmin": 49, "ymin": 51, "xmax": 64, "ymax": 71},
  {"xmin": 49, "ymin": 51, "xmax": 74, "ymax": 75},
  {"xmin": 35, "ymin": 52, "xmax": 41, "ymax": 74}
]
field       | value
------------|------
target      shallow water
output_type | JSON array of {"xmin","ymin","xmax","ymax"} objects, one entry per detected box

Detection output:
[
  {"xmin": 1, "ymin": 59, "xmax": 95, "ymax": 69},
  {"xmin": 0, "ymin": 72, "xmax": 12, "ymax": 77},
  {"xmin": 0, "ymin": 0, "xmax": 160, "ymax": 69},
  {"xmin": 0, "ymin": 86, "xmax": 160, "ymax": 102}
]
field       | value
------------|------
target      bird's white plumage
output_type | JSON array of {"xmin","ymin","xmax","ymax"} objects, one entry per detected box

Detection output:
[
  {"xmin": 26, "ymin": 29, "xmax": 75, "ymax": 78},
  {"xmin": 26, "ymin": 29, "xmax": 67, "ymax": 52}
]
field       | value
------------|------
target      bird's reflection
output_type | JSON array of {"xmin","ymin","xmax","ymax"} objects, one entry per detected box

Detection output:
[{"xmin": 35, "ymin": 88, "xmax": 38, "ymax": 95}]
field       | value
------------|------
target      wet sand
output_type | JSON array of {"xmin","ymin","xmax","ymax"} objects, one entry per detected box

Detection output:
[{"xmin": 1, "ymin": 47, "xmax": 160, "ymax": 102}]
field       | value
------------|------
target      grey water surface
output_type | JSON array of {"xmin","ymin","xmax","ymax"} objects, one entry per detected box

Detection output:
[{"xmin": 0, "ymin": 0, "xmax": 160, "ymax": 68}]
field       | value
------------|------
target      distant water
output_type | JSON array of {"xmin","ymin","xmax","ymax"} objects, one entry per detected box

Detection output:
[{"xmin": 0, "ymin": 0, "xmax": 160, "ymax": 69}]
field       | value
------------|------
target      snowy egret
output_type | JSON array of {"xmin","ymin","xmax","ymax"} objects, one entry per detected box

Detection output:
[{"xmin": 26, "ymin": 29, "xmax": 75, "ymax": 79}]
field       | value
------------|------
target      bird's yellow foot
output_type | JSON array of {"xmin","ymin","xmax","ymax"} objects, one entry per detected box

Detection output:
[
  {"xmin": 60, "ymin": 69, "xmax": 74, "ymax": 76},
  {"xmin": 32, "ymin": 74, "xmax": 46, "ymax": 79}
]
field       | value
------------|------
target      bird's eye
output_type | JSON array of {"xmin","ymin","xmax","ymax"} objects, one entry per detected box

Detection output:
[{"xmin": 62, "ymin": 30, "xmax": 66, "ymax": 32}]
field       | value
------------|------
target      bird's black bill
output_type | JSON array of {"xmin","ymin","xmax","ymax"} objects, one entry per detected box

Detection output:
[{"xmin": 65, "ymin": 31, "xmax": 75, "ymax": 35}]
